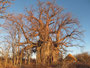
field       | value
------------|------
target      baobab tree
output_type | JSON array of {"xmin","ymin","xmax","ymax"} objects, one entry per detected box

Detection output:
[{"xmin": 3, "ymin": 1, "xmax": 83, "ymax": 65}]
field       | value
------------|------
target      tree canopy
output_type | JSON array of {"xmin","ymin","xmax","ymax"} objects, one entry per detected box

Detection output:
[{"xmin": 0, "ymin": 0, "xmax": 83, "ymax": 66}]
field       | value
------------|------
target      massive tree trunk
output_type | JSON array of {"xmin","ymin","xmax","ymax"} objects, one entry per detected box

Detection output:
[{"xmin": 36, "ymin": 41, "xmax": 59, "ymax": 65}]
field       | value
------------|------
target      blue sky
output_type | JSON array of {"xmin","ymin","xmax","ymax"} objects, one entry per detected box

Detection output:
[
  {"xmin": 3, "ymin": 0, "xmax": 90, "ymax": 55},
  {"xmin": 56, "ymin": 0, "xmax": 90, "ymax": 54}
]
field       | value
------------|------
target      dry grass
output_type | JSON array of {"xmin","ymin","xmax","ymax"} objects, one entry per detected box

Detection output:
[
  {"xmin": 0, "ymin": 53, "xmax": 90, "ymax": 68},
  {"xmin": 0, "ymin": 62, "xmax": 90, "ymax": 68}
]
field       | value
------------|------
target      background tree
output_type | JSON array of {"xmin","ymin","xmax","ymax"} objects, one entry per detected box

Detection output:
[
  {"xmin": 76, "ymin": 52, "xmax": 90, "ymax": 64},
  {"xmin": 0, "ymin": 14, "xmax": 33, "ymax": 65},
  {"xmin": 0, "ymin": 20, "xmax": 20, "ymax": 65},
  {"xmin": 0, "ymin": 0, "xmax": 14, "ymax": 18}
]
